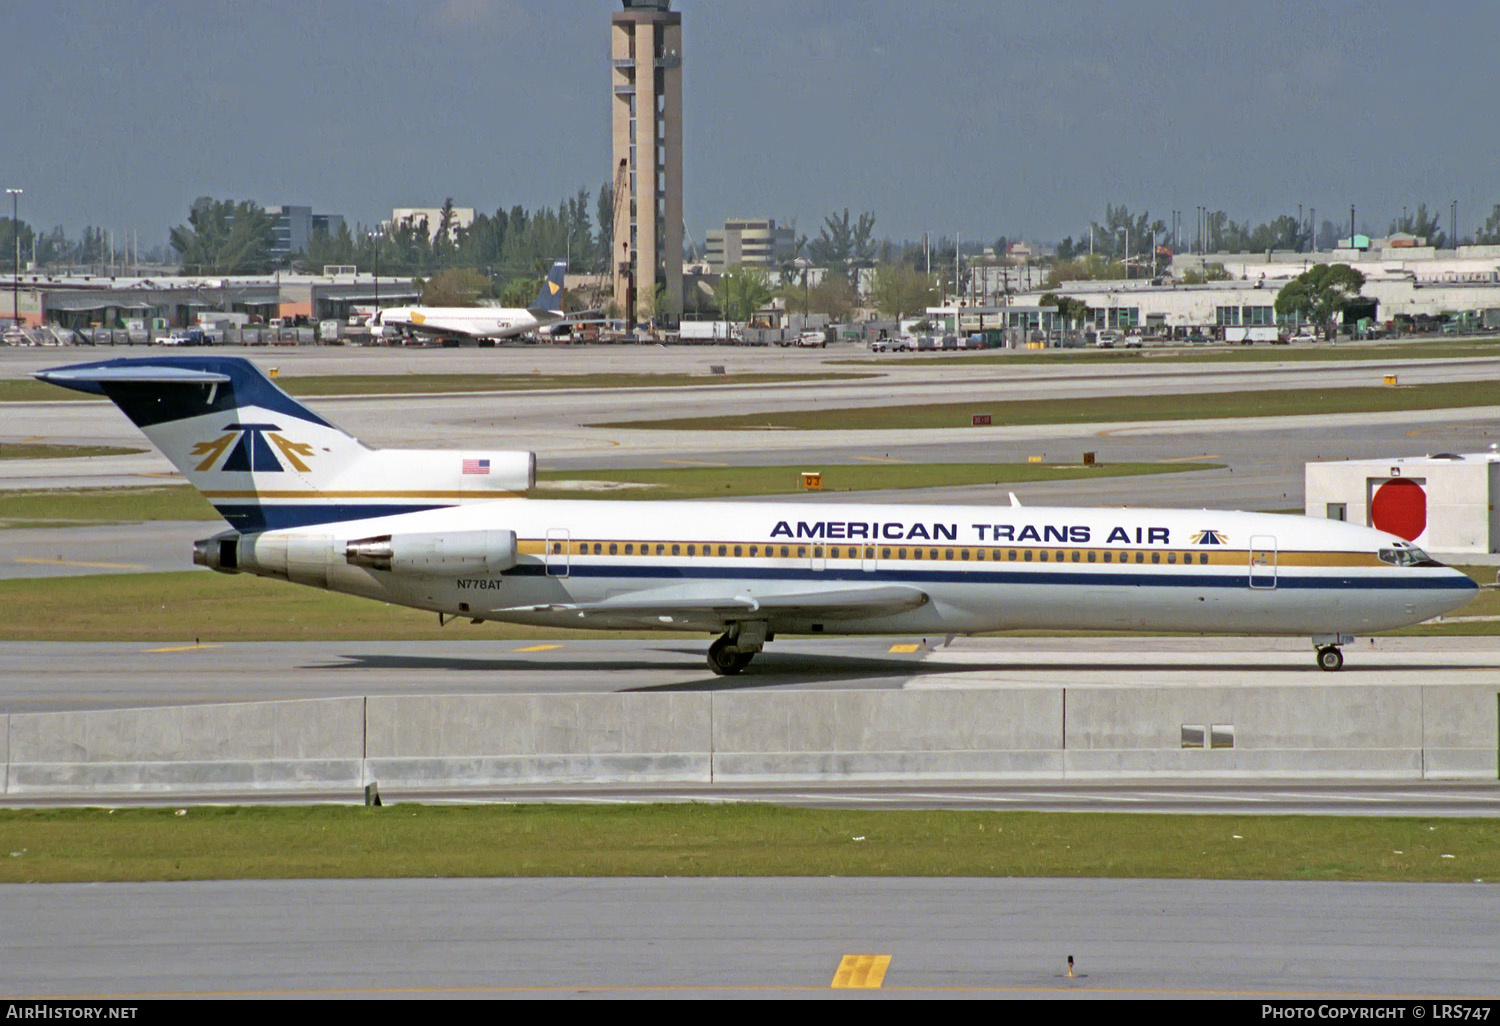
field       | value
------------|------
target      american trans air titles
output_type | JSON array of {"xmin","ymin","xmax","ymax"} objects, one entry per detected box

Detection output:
[
  {"xmin": 770, "ymin": 520, "xmax": 1171, "ymax": 545},
  {"xmin": 35, "ymin": 355, "xmax": 1480, "ymax": 677}
]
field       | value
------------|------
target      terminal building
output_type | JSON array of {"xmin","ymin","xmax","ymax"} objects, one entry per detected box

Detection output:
[
  {"xmin": 1, "ymin": 271, "xmax": 417, "ymax": 335},
  {"xmin": 266, "ymin": 206, "xmax": 346, "ymax": 264},
  {"xmin": 1019, "ymin": 245, "xmax": 1500, "ymax": 332},
  {"xmin": 705, "ymin": 218, "xmax": 798, "ymax": 273}
]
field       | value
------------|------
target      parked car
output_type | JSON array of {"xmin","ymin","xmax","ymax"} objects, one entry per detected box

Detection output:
[
  {"xmin": 1183, "ymin": 331, "xmax": 1210, "ymax": 345},
  {"xmin": 795, "ymin": 330, "xmax": 827, "ymax": 348},
  {"xmin": 1095, "ymin": 330, "xmax": 1119, "ymax": 348},
  {"xmin": 1122, "ymin": 334, "xmax": 1143, "ymax": 348}
]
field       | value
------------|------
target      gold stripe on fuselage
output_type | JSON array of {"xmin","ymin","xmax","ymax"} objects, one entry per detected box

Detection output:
[{"xmin": 510, "ymin": 538, "xmax": 1386, "ymax": 570}]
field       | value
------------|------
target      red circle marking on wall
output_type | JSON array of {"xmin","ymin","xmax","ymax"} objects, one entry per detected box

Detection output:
[{"xmin": 1370, "ymin": 478, "xmax": 1427, "ymax": 541}]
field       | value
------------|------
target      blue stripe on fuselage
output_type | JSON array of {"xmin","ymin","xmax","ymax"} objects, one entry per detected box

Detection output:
[{"xmin": 502, "ymin": 562, "xmax": 1478, "ymax": 592}]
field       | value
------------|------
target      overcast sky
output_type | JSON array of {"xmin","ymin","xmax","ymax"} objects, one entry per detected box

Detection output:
[{"xmin": 5, "ymin": 0, "xmax": 1498, "ymax": 247}]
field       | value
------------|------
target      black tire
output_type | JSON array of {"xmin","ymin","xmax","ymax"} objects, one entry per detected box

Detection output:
[
  {"xmin": 707, "ymin": 635, "xmax": 753, "ymax": 676},
  {"xmin": 1317, "ymin": 646, "xmax": 1344, "ymax": 672}
]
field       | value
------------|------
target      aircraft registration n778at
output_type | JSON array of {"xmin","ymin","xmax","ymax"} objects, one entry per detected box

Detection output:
[{"xmin": 36, "ymin": 355, "xmax": 1478, "ymax": 673}]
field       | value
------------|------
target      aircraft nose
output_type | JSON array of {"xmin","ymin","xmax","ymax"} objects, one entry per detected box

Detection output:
[{"xmin": 1438, "ymin": 567, "xmax": 1480, "ymax": 614}]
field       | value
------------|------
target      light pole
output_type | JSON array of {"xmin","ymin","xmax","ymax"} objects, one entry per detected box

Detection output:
[
  {"xmin": 1118, "ymin": 227, "xmax": 1128, "ymax": 280},
  {"xmin": 6, "ymin": 188, "xmax": 20, "ymax": 330}
]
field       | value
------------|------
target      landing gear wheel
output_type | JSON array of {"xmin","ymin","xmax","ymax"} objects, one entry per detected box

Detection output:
[
  {"xmin": 1316, "ymin": 646, "xmax": 1344, "ymax": 672},
  {"xmin": 707, "ymin": 634, "xmax": 754, "ymax": 676}
]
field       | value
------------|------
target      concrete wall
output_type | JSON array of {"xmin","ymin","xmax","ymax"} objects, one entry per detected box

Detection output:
[
  {"xmin": 366, "ymin": 693, "xmax": 712, "ymax": 787},
  {"xmin": 3, "ymin": 687, "xmax": 1495, "ymax": 797},
  {"xmin": 6, "ymin": 698, "xmax": 365, "ymax": 794}
]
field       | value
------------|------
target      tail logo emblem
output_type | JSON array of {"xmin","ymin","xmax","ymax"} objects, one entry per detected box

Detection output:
[{"xmin": 192, "ymin": 423, "xmax": 317, "ymax": 473}]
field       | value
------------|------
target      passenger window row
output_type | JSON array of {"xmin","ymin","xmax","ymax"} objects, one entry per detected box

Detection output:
[{"xmin": 548, "ymin": 542, "xmax": 1213, "ymax": 565}]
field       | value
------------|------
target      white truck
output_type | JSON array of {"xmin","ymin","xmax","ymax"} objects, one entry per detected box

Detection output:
[
  {"xmin": 1225, "ymin": 325, "xmax": 1282, "ymax": 345},
  {"xmin": 677, "ymin": 321, "xmax": 735, "ymax": 343}
]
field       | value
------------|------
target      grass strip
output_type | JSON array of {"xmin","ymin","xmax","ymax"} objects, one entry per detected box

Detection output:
[
  {"xmin": 0, "ymin": 570, "xmax": 654, "ymax": 642},
  {"xmin": 833, "ymin": 339, "xmax": 1500, "ymax": 367},
  {"xmin": 0, "ymin": 805, "xmax": 1494, "ymax": 884},
  {"xmin": 0, "ymin": 444, "xmax": 145, "ymax": 461},
  {"xmin": 600, "ymin": 380, "xmax": 1500, "ymax": 431},
  {"xmin": 0, "ymin": 371, "xmax": 870, "ymax": 404},
  {"xmin": 0, "ymin": 486, "xmax": 216, "ymax": 524},
  {"xmin": 534, "ymin": 461, "xmax": 1218, "ymax": 500}
]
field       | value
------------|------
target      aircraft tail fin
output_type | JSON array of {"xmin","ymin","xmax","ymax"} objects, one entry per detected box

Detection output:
[
  {"xmin": 36, "ymin": 356, "xmax": 536, "ymax": 534},
  {"xmin": 36, "ymin": 356, "xmax": 374, "ymax": 532},
  {"xmin": 527, "ymin": 260, "xmax": 568, "ymax": 316}
]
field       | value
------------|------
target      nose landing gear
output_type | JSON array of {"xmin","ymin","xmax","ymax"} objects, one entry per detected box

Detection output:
[
  {"xmin": 1316, "ymin": 646, "xmax": 1344, "ymax": 672},
  {"xmin": 1312, "ymin": 634, "xmax": 1353, "ymax": 672}
]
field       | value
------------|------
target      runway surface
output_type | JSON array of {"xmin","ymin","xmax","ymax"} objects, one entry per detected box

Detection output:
[
  {"xmin": 3, "ymin": 877, "xmax": 1497, "ymax": 999},
  {"xmin": 4, "ymin": 636, "xmax": 1499, "ymax": 714}
]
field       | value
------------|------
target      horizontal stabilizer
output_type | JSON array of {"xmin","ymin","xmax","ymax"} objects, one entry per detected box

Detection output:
[{"xmin": 35, "ymin": 365, "xmax": 230, "ymax": 395}]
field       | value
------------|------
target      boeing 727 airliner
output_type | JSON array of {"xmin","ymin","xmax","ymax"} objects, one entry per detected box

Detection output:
[{"xmin": 36, "ymin": 356, "xmax": 1478, "ymax": 673}]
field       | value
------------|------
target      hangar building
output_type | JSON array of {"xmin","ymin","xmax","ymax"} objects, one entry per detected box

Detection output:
[{"xmin": 1305, "ymin": 451, "xmax": 1500, "ymax": 555}]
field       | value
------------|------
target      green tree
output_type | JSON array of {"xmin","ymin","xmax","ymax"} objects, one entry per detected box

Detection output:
[
  {"xmin": 804, "ymin": 272, "xmax": 860, "ymax": 321},
  {"xmin": 713, "ymin": 264, "xmax": 772, "ymax": 321},
  {"xmin": 1044, "ymin": 254, "xmax": 1122, "ymax": 287},
  {"xmin": 0, "ymin": 218, "xmax": 34, "ymax": 272},
  {"xmin": 869, "ymin": 264, "xmax": 938, "ymax": 320},
  {"xmin": 420, "ymin": 267, "xmax": 493, "ymax": 306},
  {"xmin": 1039, "ymin": 292, "xmax": 1092, "ymax": 326},
  {"xmin": 1390, "ymin": 203, "xmax": 1447, "ymax": 247},
  {"xmin": 1274, "ymin": 263, "xmax": 1365, "ymax": 338},
  {"xmin": 300, "ymin": 221, "xmax": 357, "ymax": 270},
  {"xmin": 808, "ymin": 209, "xmax": 876, "ymax": 276},
  {"xmin": 1477, "ymin": 205, "xmax": 1500, "ymax": 246},
  {"xmin": 169, "ymin": 197, "xmax": 276, "ymax": 274}
]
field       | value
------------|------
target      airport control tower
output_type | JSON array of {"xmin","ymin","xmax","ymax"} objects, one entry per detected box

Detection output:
[{"xmin": 611, "ymin": 0, "xmax": 683, "ymax": 325}]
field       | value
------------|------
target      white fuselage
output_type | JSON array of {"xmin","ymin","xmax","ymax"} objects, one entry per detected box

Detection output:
[
  {"xmin": 376, "ymin": 305, "xmax": 556, "ymax": 341},
  {"xmin": 238, "ymin": 497, "xmax": 1478, "ymax": 638}
]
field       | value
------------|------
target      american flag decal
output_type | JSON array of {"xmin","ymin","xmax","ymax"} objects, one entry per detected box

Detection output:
[{"xmin": 462, "ymin": 458, "xmax": 491, "ymax": 475}]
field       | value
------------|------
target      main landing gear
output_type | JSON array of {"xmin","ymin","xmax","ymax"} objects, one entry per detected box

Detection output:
[
  {"xmin": 707, "ymin": 622, "xmax": 768, "ymax": 676},
  {"xmin": 1312, "ymin": 634, "xmax": 1353, "ymax": 672}
]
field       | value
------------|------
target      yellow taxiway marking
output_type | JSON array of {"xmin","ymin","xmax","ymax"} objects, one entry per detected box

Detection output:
[
  {"xmin": 659, "ymin": 459, "xmax": 729, "ymax": 467},
  {"xmin": 513, "ymin": 644, "xmax": 561, "ymax": 653},
  {"xmin": 141, "ymin": 644, "xmax": 222, "ymax": 654},
  {"xmin": 856, "ymin": 455, "xmax": 908, "ymax": 463},
  {"xmin": 15, "ymin": 557, "xmax": 147, "ymax": 570},
  {"xmin": 831, "ymin": 954, "xmax": 891, "ymax": 989},
  {"xmin": 1160, "ymin": 454, "xmax": 1222, "ymax": 463},
  {"xmin": 888, "ymin": 643, "xmax": 921, "ymax": 653}
]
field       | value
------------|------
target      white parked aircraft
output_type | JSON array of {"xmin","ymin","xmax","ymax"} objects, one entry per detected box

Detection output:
[
  {"xmin": 36, "ymin": 356, "xmax": 1478, "ymax": 674},
  {"xmin": 373, "ymin": 260, "xmax": 569, "ymax": 342}
]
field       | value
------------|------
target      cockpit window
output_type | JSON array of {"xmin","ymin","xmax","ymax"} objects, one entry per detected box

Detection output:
[{"xmin": 1378, "ymin": 545, "xmax": 1440, "ymax": 567}]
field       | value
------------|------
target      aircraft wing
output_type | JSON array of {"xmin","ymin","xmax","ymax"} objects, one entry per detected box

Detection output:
[{"xmin": 498, "ymin": 584, "xmax": 929, "ymax": 626}]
